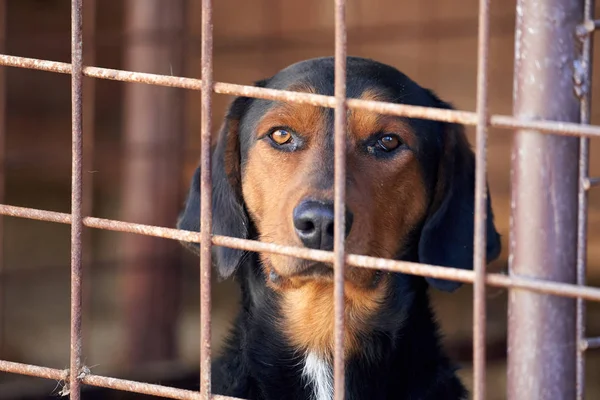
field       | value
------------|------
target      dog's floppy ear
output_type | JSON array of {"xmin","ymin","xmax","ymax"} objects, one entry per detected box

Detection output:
[
  {"xmin": 418, "ymin": 92, "xmax": 501, "ymax": 292},
  {"xmin": 178, "ymin": 83, "xmax": 264, "ymax": 278}
]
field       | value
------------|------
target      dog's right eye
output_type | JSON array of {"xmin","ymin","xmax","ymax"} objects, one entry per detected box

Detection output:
[{"xmin": 269, "ymin": 129, "xmax": 293, "ymax": 145}]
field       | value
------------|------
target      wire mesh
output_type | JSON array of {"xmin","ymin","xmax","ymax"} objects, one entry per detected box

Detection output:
[{"xmin": 0, "ymin": 0, "xmax": 597, "ymax": 399}]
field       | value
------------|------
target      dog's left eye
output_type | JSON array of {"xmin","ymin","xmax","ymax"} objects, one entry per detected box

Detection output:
[
  {"xmin": 376, "ymin": 134, "xmax": 403, "ymax": 152},
  {"xmin": 269, "ymin": 129, "xmax": 293, "ymax": 145}
]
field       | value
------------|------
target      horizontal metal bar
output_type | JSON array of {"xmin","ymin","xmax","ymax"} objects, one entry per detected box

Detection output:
[
  {"xmin": 0, "ymin": 360, "xmax": 244, "ymax": 400},
  {"xmin": 582, "ymin": 337, "xmax": 600, "ymax": 350},
  {"xmin": 82, "ymin": 375, "xmax": 246, "ymax": 400},
  {"xmin": 2, "ymin": 54, "xmax": 600, "ymax": 137},
  {"xmin": 0, "ymin": 360, "xmax": 67, "ymax": 381},
  {"xmin": 583, "ymin": 177, "xmax": 600, "ymax": 190},
  {"xmin": 577, "ymin": 19, "xmax": 600, "ymax": 36},
  {"xmin": 1, "ymin": 203, "xmax": 600, "ymax": 302},
  {"xmin": 490, "ymin": 115, "xmax": 600, "ymax": 139}
]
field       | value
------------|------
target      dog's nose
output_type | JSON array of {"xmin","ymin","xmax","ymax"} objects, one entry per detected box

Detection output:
[{"xmin": 293, "ymin": 200, "xmax": 354, "ymax": 250}]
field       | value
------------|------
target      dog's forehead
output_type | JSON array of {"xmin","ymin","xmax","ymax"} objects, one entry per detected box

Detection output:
[
  {"xmin": 239, "ymin": 57, "xmax": 437, "ymax": 134},
  {"xmin": 264, "ymin": 56, "xmax": 428, "ymax": 103}
]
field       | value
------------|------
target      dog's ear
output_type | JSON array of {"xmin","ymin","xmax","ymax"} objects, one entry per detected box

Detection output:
[
  {"xmin": 418, "ymin": 92, "xmax": 501, "ymax": 292},
  {"xmin": 178, "ymin": 83, "xmax": 265, "ymax": 278}
]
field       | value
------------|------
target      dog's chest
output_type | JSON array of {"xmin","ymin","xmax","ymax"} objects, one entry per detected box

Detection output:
[{"xmin": 302, "ymin": 352, "xmax": 334, "ymax": 400}]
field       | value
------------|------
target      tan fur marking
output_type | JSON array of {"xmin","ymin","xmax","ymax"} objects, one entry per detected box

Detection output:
[
  {"xmin": 240, "ymin": 83, "xmax": 429, "ymax": 357},
  {"xmin": 349, "ymin": 89, "xmax": 416, "ymax": 147},
  {"xmin": 281, "ymin": 276, "xmax": 391, "ymax": 358}
]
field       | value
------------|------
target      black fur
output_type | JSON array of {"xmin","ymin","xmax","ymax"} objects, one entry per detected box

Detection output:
[{"xmin": 177, "ymin": 56, "xmax": 501, "ymax": 399}]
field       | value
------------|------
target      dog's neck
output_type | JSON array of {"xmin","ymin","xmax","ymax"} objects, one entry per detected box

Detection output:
[{"xmin": 222, "ymin": 256, "xmax": 465, "ymax": 400}]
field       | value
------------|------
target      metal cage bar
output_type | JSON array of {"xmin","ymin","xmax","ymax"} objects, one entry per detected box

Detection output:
[
  {"xmin": 508, "ymin": 1, "xmax": 583, "ymax": 399},
  {"xmin": 0, "ymin": 203, "xmax": 598, "ymax": 303},
  {"xmin": 576, "ymin": 1, "xmax": 595, "ymax": 398},
  {"xmin": 199, "ymin": 0, "xmax": 214, "ymax": 398},
  {"xmin": 472, "ymin": 0, "xmax": 491, "ymax": 398},
  {"xmin": 3, "ymin": 55, "xmax": 600, "ymax": 137},
  {"xmin": 333, "ymin": 0, "xmax": 348, "ymax": 398},
  {"xmin": 0, "ymin": 0, "xmax": 6, "ymax": 359},
  {"xmin": 0, "ymin": 0, "xmax": 598, "ymax": 399},
  {"xmin": 69, "ymin": 0, "xmax": 85, "ymax": 398}
]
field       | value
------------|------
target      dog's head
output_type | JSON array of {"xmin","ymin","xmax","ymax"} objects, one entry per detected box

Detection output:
[{"xmin": 178, "ymin": 56, "xmax": 501, "ymax": 293}]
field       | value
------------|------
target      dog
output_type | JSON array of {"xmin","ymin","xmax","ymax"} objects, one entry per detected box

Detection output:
[{"xmin": 177, "ymin": 56, "xmax": 501, "ymax": 400}]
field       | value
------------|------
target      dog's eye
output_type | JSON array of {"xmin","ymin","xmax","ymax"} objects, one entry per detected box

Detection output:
[
  {"xmin": 377, "ymin": 135, "xmax": 402, "ymax": 152},
  {"xmin": 269, "ymin": 129, "xmax": 293, "ymax": 145}
]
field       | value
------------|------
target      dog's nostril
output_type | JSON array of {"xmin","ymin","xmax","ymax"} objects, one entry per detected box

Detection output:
[{"xmin": 295, "ymin": 218, "xmax": 316, "ymax": 233}]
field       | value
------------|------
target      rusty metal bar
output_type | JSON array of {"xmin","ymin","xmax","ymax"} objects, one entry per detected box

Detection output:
[
  {"xmin": 0, "ymin": 360, "xmax": 246, "ymax": 400},
  {"xmin": 70, "ymin": 0, "xmax": 85, "ymax": 398},
  {"xmin": 82, "ymin": 375, "xmax": 204, "ymax": 400},
  {"xmin": 576, "ymin": 1, "xmax": 594, "ymax": 398},
  {"xmin": 508, "ymin": 1, "xmax": 582, "ymax": 399},
  {"xmin": 584, "ymin": 176, "xmax": 600, "ymax": 189},
  {"xmin": 472, "ymin": 0, "xmax": 491, "ymax": 397},
  {"xmin": 583, "ymin": 337, "xmax": 600, "ymax": 349},
  {"xmin": 0, "ymin": 0, "xmax": 5, "ymax": 358},
  {"xmin": 489, "ymin": 115, "xmax": 600, "ymax": 137},
  {"xmin": 333, "ymin": 0, "xmax": 347, "ymax": 398},
  {"xmin": 0, "ymin": 204, "xmax": 599, "ymax": 302},
  {"xmin": 4, "ymin": 55, "xmax": 600, "ymax": 138},
  {"xmin": 200, "ymin": 0, "xmax": 213, "ymax": 397},
  {"xmin": 0, "ymin": 360, "xmax": 67, "ymax": 381}
]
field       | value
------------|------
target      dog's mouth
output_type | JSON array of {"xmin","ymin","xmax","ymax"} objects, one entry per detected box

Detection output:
[
  {"xmin": 267, "ymin": 259, "xmax": 385, "ymax": 289},
  {"xmin": 291, "ymin": 262, "xmax": 334, "ymax": 279},
  {"xmin": 267, "ymin": 261, "xmax": 333, "ymax": 285}
]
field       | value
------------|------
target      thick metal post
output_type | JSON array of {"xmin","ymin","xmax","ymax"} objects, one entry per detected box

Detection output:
[{"xmin": 508, "ymin": 1, "xmax": 583, "ymax": 399}]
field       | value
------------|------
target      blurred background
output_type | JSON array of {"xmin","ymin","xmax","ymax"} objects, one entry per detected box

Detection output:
[{"xmin": 0, "ymin": 0, "xmax": 599, "ymax": 399}]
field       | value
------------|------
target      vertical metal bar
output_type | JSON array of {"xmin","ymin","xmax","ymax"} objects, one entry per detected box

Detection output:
[
  {"xmin": 333, "ymin": 0, "xmax": 347, "ymax": 399},
  {"xmin": 0, "ymin": 0, "xmax": 6, "ymax": 359},
  {"xmin": 200, "ymin": 0, "xmax": 213, "ymax": 397},
  {"xmin": 70, "ymin": 0, "xmax": 85, "ymax": 398},
  {"xmin": 576, "ymin": 1, "xmax": 594, "ymax": 398},
  {"xmin": 473, "ymin": 0, "xmax": 491, "ymax": 398},
  {"xmin": 508, "ymin": 1, "xmax": 582, "ymax": 399}
]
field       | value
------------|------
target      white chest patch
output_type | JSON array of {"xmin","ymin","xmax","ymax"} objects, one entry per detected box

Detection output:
[{"xmin": 302, "ymin": 352, "xmax": 334, "ymax": 400}]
